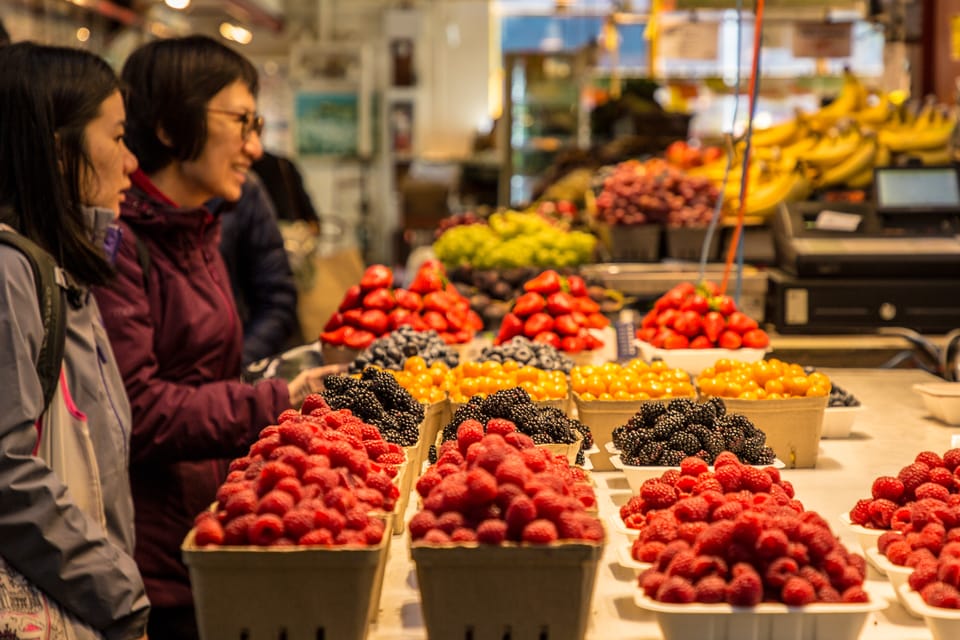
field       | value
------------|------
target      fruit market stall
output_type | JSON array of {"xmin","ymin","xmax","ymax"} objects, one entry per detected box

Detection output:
[{"xmin": 359, "ymin": 367, "xmax": 953, "ymax": 640}]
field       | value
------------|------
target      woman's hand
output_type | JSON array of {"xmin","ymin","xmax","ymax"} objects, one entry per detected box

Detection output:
[{"xmin": 287, "ymin": 363, "xmax": 347, "ymax": 407}]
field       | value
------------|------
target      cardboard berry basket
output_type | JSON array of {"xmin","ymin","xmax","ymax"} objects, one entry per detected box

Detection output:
[
  {"xmin": 636, "ymin": 340, "xmax": 766, "ymax": 376},
  {"xmin": 715, "ymin": 395, "xmax": 828, "ymax": 468},
  {"xmin": 418, "ymin": 399, "xmax": 449, "ymax": 468},
  {"xmin": 181, "ymin": 513, "xmax": 392, "ymax": 640},
  {"xmin": 390, "ymin": 457, "xmax": 413, "ymax": 535},
  {"xmin": 411, "ymin": 540, "xmax": 604, "ymax": 640},
  {"xmin": 634, "ymin": 591, "xmax": 885, "ymax": 640},
  {"xmin": 450, "ymin": 335, "xmax": 492, "ymax": 363},
  {"xmin": 572, "ymin": 392, "xmax": 697, "ymax": 471},
  {"xmin": 537, "ymin": 433, "xmax": 584, "ymax": 466}
]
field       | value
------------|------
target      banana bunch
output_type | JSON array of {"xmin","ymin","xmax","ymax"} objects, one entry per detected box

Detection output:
[
  {"xmin": 877, "ymin": 98, "xmax": 958, "ymax": 163},
  {"xmin": 726, "ymin": 162, "xmax": 813, "ymax": 220},
  {"xmin": 802, "ymin": 70, "xmax": 869, "ymax": 134}
]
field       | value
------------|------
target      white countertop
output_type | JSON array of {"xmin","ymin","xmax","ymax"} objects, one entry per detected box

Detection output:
[{"xmin": 369, "ymin": 368, "xmax": 953, "ymax": 640}]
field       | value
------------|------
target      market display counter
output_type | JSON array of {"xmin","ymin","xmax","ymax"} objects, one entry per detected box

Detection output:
[{"xmin": 368, "ymin": 368, "xmax": 952, "ymax": 639}]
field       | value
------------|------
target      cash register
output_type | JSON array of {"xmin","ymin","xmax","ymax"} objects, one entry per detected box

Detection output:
[{"xmin": 768, "ymin": 165, "xmax": 960, "ymax": 333}]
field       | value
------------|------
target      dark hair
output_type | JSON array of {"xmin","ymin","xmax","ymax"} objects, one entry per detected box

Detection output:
[
  {"xmin": 0, "ymin": 19, "xmax": 10, "ymax": 46},
  {"xmin": 122, "ymin": 35, "xmax": 259, "ymax": 174},
  {"xmin": 0, "ymin": 42, "xmax": 119, "ymax": 286}
]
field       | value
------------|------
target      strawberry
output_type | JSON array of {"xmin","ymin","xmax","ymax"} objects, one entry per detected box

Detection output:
[
  {"xmin": 702, "ymin": 311, "xmax": 725, "ymax": 344},
  {"xmin": 512, "ymin": 292, "xmax": 546, "ymax": 318},
  {"xmin": 323, "ymin": 312, "xmax": 344, "ymax": 332},
  {"xmin": 387, "ymin": 308, "xmax": 414, "ymax": 330},
  {"xmin": 359, "ymin": 309, "xmax": 389, "ymax": 335},
  {"xmin": 359, "ymin": 264, "xmax": 393, "ymax": 291},
  {"xmin": 545, "ymin": 291, "xmax": 575, "ymax": 315},
  {"xmin": 393, "ymin": 288, "xmax": 423, "ymax": 311},
  {"xmin": 409, "ymin": 264, "xmax": 445, "ymax": 294},
  {"xmin": 362, "ymin": 288, "xmax": 395, "ymax": 312},
  {"xmin": 524, "ymin": 270, "xmax": 562, "ymax": 295},
  {"xmin": 690, "ymin": 335, "xmax": 712, "ymax": 349},
  {"xmin": 566, "ymin": 275, "xmax": 587, "ymax": 297},
  {"xmin": 742, "ymin": 328, "xmax": 770, "ymax": 349},
  {"xmin": 576, "ymin": 297, "xmax": 600, "ymax": 314},
  {"xmin": 663, "ymin": 333, "xmax": 690, "ymax": 349},
  {"xmin": 531, "ymin": 331, "xmax": 560, "ymax": 348},
  {"xmin": 672, "ymin": 310, "xmax": 702, "ymax": 338},
  {"xmin": 710, "ymin": 294, "xmax": 737, "ymax": 316},
  {"xmin": 495, "ymin": 313, "xmax": 524, "ymax": 344},
  {"xmin": 680, "ymin": 293, "xmax": 709, "ymax": 315},
  {"xmin": 423, "ymin": 291, "xmax": 453, "ymax": 313},
  {"xmin": 718, "ymin": 330, "xmax": 742, "ymax": 350},
  {"xmin": 343, "ymin": 329, "xmax": 375, "ymax": 350},
  {"xmin": 320, "ymin": 325, "xmax": 353, "ymax": 346},
  {"xmin": 585, "ymin": 312, "xmax": 609, "ymax": 329},
  {"xmin": 523, "ymin": 313, "xmax": 554, "ymax": 338},
  {"xmin": 341, "ymin": 308, "xmax": 363, "ymax": 327},
  {"xmin": 338, "ymin": 285, "xmax": 363, "ymax": 311},
  {"xmin": 422, "ymin": 311, "xmax": 448, "ymax": 333},
  {"xmin": 727, "ymin": 311, "xmax": 759, "ymax": 335},
  {"xmin": 554, "ymin": 314, "xmax": 579, "ymax": 336}
]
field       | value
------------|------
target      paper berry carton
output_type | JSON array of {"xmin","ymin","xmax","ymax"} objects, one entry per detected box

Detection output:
[
  {"xmin": 181, "ymin": 514, "xmax": 392, "ymax": 640},
  {"xmin": 411, "ymin": 540, "xmax": 604, "ymax": 640},
  {"xmin": 717, "ymin": 396, "xmax": 827, "ymax": 468}
]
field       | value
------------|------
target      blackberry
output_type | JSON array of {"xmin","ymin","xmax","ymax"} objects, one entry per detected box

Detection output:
[
  {"xmin": 631, "ymin": 442, "xmax": 665, "ymax": 465},
  {"xmin": 658, "ymin": 448, "xmax": 686, "ymax": 466},
  {"xmin": 706, "ymin": 396, "xmax": 726, "ymax": 418},
  {"xmin": 757, "ymin": 446, "xmax": 777, "ymax": 465},
  {"xmin": 531, "ymin": 432, "xmax": 553, "ymax": 445},
  {"xmin": 576, "ymin": 421, "xmax": 593, "ymax": 448},
  {"xmin": 739, "ymin": 435, "xmax": 770, "ymax": 464},
  {"xmin": 723, "ymin": 413, "xmax": 756, "ymax": 433},
  {"xmin": 666, "ymin": 398, "xmax": 696, "ymax": 416},
  {"xmin": 324, "ymin": 374, "xmax": 360, "ymax": 394},
  {"xmin": 612, "ymin": 425, "xmax": 631, "ymax": 449},
  {"xmin": 638, "ymin": 401, "xmax": 668, "ymax": 427},
  {"xmin": 686, "ymin": 402, "xmax": 718, "ymax": 427},
  {"xmin": 507, "ymin": 404, "xmax": 539, "ymax": 428},
  {"xmin": 575, "ymin": 449, "xmax": 586, "ymax": 466},
  {"xmin": 700, "ymin": 433, "xmax": 725, "ymax": 457},
  {"xmin": 481, "ymin": 387, "xmax": 532, "ymax": 416},
  {"xmin": 668, "ymin": 431, "xmax": 702, "ymax": 456},
  {"xmin": 617, "ymin": 430, "xmax": 645, "ymax": 455},
  {"xmin": 652, "ymin": 414, "xmax": 685, "ymax": 441},
  {"xmin": 427, "ymin": 443, "xmax": 438, "ymax": 464}
]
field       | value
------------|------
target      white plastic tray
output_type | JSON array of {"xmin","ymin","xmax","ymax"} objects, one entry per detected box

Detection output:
[
  {"xmin": 821, "ymin": 405, "xmax": 865, "ymax": 439},
  {"xmin": 839, "ymin": 512, "xmax": 887, "ymax": 569},
  {"xmin": 913, "ymin": 383, "xmax": 960, "ymax": 426},
  {"xmin": 634, "ymin": 591, "xmax": 886, "ymax": 640},
  {"xmin": 866, "ymin": 548, "xmax": 920, "ymax": 618},
  {"xmin": 897, "ymin": 583, "xmax": 960, "ymax": 640},
  {"xmin": 609, "ymin": 514, "xmax": 640, "ymax": 540},
  {"xmin": 636, "ymin": 340, "xmax": 766, "ymax": 376}
]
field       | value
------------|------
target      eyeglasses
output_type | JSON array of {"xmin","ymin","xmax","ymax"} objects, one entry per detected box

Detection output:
[{"xmin": 207, "ymin": 108, "xmax": 265, "ymax": 140}]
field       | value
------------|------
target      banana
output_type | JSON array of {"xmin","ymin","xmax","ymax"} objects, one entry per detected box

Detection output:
[
  {"xmin": 805, "ymin": 71, "xmax": 866, "ymax": 132},
  {"xmin": 875, "ymin": 144, "xmax": 891, "ymax": 168},
  {"xmin": 845, "ymin": 167, "xmax": 875, "ymax": 189},
  {"xmin": 852, "ymin": 93, "xmax": 894, "ymax": 128},
  {"xmin": 814, "ymin": 136, "xmax": 878, "ymax": 189},
  {"xmin": 878, "ymin": 108, "xmax": 958, "ymax": 152},
  {"xmin": 798, "ymin": 127, "xmax": 864, "ymax": 167},
  {"xmin": 749, "ymin": 114, "xmax": 802, "ymax": 148},
  {"xmin": 901, "ymin": 146, "xmax": 954, "ymax": 166},
  {"xmin": 728, "ymin": 165, "xmax": 811, "ymax": 219},
  {"xmin": 777, "ymin": 133, "xmax": 821, "ymax": 168}
]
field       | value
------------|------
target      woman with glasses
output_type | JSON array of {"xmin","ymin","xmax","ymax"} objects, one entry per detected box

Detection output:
[{"xmin": 93, "ymin": 35, "xmax": 340, "ymax": 639}]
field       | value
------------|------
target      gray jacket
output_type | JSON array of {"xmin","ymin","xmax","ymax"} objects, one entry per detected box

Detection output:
[{"xmin": 0, "ymin": 208, "xmax": 149, "ymax": 640}]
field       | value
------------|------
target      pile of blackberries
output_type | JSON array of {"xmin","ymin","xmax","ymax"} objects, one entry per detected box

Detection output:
[{"xmin": 322, "ymin": 368, "xmax": 425, "ymax": 446}]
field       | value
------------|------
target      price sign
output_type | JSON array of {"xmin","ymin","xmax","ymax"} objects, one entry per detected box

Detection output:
[
  {"xmin": 792, "ymin": 22, "xmax": 853, "ymax": 59},
  {"xmin": 659, "ymin": 22, "xmax": 720, "ymax": 61}
]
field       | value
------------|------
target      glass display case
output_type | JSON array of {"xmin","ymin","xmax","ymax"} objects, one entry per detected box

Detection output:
[{"xmin": 499, "ymin": 51, "xmax": 588, "ymax": 207}]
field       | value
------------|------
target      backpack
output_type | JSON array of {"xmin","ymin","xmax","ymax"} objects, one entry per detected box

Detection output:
[
  {"xmin": 0, "ymin": 229, "xmax": 67, "ymax": 412},
  {"xmin": 0, "ymin": 223, "xmax": 151, "ymax": 414}
]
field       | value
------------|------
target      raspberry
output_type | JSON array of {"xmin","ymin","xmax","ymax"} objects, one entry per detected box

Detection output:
[
  {"xmin": 520, "ymin": 447, "xmax": 549, "ymax": 473},
  {"xmin": 656, "ymin": 540, "xmax": 692, "ymax": 572},
  {"xmin": 930, "ymin": 466, "xmax": 955, "ymax": 488},
  {"xmin": 224, "ymin": 489, "xmax": 259, "ymax": 519},
  {"xmin": 272, "ymin": 476, "xmax": 304, "ymax": 503},
  {"xmin": 278, "ymin": 422, "xmax": 315, "ymax": 451},
  {"xmin": 840, "ymin": 586, "xmax": 870, "ymax": 603},
  {"xmin": 532, "ymin": 490, "xmax": 567, "ymax": 522},
  {"xmin": 802, "ymin": 525, "xmax": 838, "ymax": 561},
  {"xmin": 216, "ymin": 481, "xmax": 251, "ymax": 507},
  {"xmin": 503, "ymin": 431, "xmax": 535, "ymax": 450},
  {"xmin": 756, "ymin": 529, "xmax": 790, "ymax": 559},
  {"xmin": 787, "ymin": 542, "xmax": 810, "ymax": 566},
  {"xmin": 907, "ymin": 548, "xmax": 938, "ymax": 567},
  {"xmin": 408, "ymin": 511, "xmax": 438, "ymax": 540},
  {"xmin": 522, "ymin": 519, "xmax": 559, "ymax": 544},
  {"xmin": 741, "ymin": 467, "xmax": 773, "ymax": 493},
  {"xmin": 666, "ymin": 550, "xmax": 698, "ymax": 580},
  {"xmin": 249, "ymin": 514, "xmax": 285, "ymax": 546},
  {"xmin": 781, "ymin": 577, "xmax": 816, "ymax": 606},
  {"xmin": 281, "ymin": 508, "xmax": 316, "ymax": 541},
  {"xmin": 691, "ymin": 555, "xmax": 727, "ymax": 580},
  {"xmin": 694, "ymin": 520, "xmax": 735, "ymax": 556},
  {"xmin": 944, "ymin": 449, "xmax": 960, "ymax": 472},
  {"xmin": 910, "ymin": 559, "xmax": 940, "ymax": 592},
  {"xmin": 456, "ymin": 420, "xmax": 485, "ymax": 454},
  {"xmin": 939, "ymin": 557, "xmax": 960, "ymax": 588},
  {"xmin": 640, "ymin": 481, "xmax": 678, "ymax": 510},
  {"xmin": 871, "ymin": 476, "xmax": 905, "ymax": 502},
  {"xmin": 674, "ymin": 496, "xmax": 710, "ymax": 523},
  {"xmin": 764, "ymin": 466, "xmax": 782, "ymax": 484},
  {"xmin": 485, "ymin": 418, "xmax": 517, "ymax": 436},
  {"xmin": 344, "ymin": 507, "xmax": 371, "ymax": 531},
  {"xmin": 916, "ymin": 451, "xmax": 945, "ymax": 469},
  {"xmin": 877, "ymin": 531, "xmax": 904, "ymax": 554},
  {"xmin": 377, "ymin": 452, "xmax": 405, "ymax": 466},
  {"xmin": 680, "ymin": 457, "xmax": 709, "ymax": 477},
  {"xmin": 437, "ymin": 481, "xmax": 471, "ymax": 514},
  {"xmin": 639, "ymin": 569, "xmax": 667, "ymax": 598},
  {"xmin": 364, "ymin": 440, "xmax": 391, "ymax": 460},
  {"xmin": 298, "ymin": 528, "xmax": 334, "ymax": 546},
  {"xmin": 577, "ymin": 515, "xmax": 604, "ymax": 542},
  {"xmin": 194, "ymin": 517, "xmax": 225, "ymax": 546},
  {"xmin": 916, "ymin": 482, "xmax": 951, "ymax": 502},
  {"xmin": 656, "ymin": 576, "xmax": 696, "ymax": 603},
  {"xmin": 677, "ymin": 521, "xmax": 709, "ymax": 545},
  {"xmin": 415, "ymin": 470, "xmax": 443, "ymax": 498},
  {"xmin": 363, "ymin": 518, "xmax": 386, "ymax": 544},
  {"xmin": 642, "ymin": 516, "xmax": 679, "ymax": 545},
  {"xmin": 694, "ymin": 476, "xmax": 724, "ymax": 494},
  {"xmin": 726, "ymin": 570, "xmax": 763, "ymax": 606},
  {"xmin": 884, "ymin": 540, "xmax": 912, "ymax": 566},
  {"xmin": 476, "ymin": 519, "xmax": 508, "ymax": 544},
  {"xmin": 313, "ymin": 507, "xmax": 346, "ymax": 535},
  {"xmin": 277, "ymin": 409, "xmax": 301, "ymax": 424},
  {"xmin": 944, "ymin": 541, "xmax": 960, "ymax": 557},
  {"xmin": 764, "ymin": 557, "xmax": 799, "ymax": 588},
  {"xmin": 711, "ymin": 501, "xmax": 744, "ymax": 522},
  {"xmin": 420, "ymin": 529, "xmax": 451, "ymax": 544},
  {"xmin": 818, "ymin": 586, "xmax": 841, "ymax": 602},
  {"xmin": 868, "ymin": 498, "xmax": 897, "ymax": 529},
  {"xmin": 505, "ymin": 495, "xmax": 538, "ymax": 538},
  {"xmin": 694, "ymin": 575, "xmax": 727, "ymax": 604},
  {"xmin": 714, "ymin": 464, "xmax": 742, "ymax": 492},
  {"xmin": 633, "ymin": 540, "xmax": 667, "ymax": 563},
  {"xmin": 434, "ymin": 511, "xmax": 464, "ymax": 536},
  {"xmin": 899, "ymin": 462, "xmax": 932, "ymax": 496},
  {"xmin": 922, "ymin": 582, "xmax": 960, "ymax": 608},
  {"xmin": 496, "ymin": 457, "xmax": 530, "ymax": 488},
  {"xmin": 257, "ymin": 490, "xmax": 296, "ymax": 517},
  {"xmin": 713, "ymin": 451, "xmax": 740, "ymax": 467},
  {"xmin": 732, "ymin": 511, "xmax": 766, "ymax": 546},
  {"xmin": 556, "ymin": 511, "xmax": 585, "ymax": 540},
  {"xmin": 496, "ymin": 483, "xmax": 525, "ymax": 512}
]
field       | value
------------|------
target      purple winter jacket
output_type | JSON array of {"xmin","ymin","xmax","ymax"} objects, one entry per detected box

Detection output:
[{"xmin": 94, "ymin": 170, "xmax": 291, "ymax": 609}]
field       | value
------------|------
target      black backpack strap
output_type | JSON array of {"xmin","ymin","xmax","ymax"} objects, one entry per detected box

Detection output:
[{"xmin": 0, "ymin": 229, "xmax": 67, "ymax": 411}]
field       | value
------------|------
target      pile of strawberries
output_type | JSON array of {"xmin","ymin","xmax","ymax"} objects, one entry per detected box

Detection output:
[
  {"xmin": 848, "ymin": 449, "xmax": 960, "ymax": 530},
  {"xmin": 192, "ymin": 395, "xmax": 403, "ymax": 548},
  {"xmin": 409, "ymin": 419, "xmax": 603, "ymax": 545},
  {"xmin": 849, "ymin": 449, "xmax": 960, "ymax": 609},
  {"xmin": 495, "ymin": 270, "xmax": 609, "ymax": 354},
  {"xmin": 628, "ymin": 455, "xmax": 868, "ymax": 605},
  {"xmin": 322, "ymin": 260, "xmax": 483, "ymax": 350},
  {"xmin": 637, "ymin": 281, "xmax": 769, "ymax": 350}
]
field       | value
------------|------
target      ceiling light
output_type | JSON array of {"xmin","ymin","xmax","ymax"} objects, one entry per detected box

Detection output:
[
  {"xmin": 76, "ymin": 27, "xmax": 90, "ymax": 42},
  {"xmin": 165, "ymin": 0, "xmax": 190, "ymax": 10},
  {"xmin": 219, "ymin": 22, "xmax": 252, "ymax": 45}
]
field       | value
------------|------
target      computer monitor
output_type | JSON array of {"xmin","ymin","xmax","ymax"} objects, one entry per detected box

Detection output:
[{"xmin": 874, "ymin": 165, "xmax": 960, "ymax": 213}]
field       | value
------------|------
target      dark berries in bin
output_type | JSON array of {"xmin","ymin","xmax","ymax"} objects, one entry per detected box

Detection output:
[
  {"xmin": 477, "ymin": 336, "xmax": 575, "ymax": 373},
  {"xmin": 348, "ymin": 326, "xmax": 459, "ymax": 373},
  {"xmin": 322, "ymin": 371, "xmax": 425, "ymax": 447}
]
